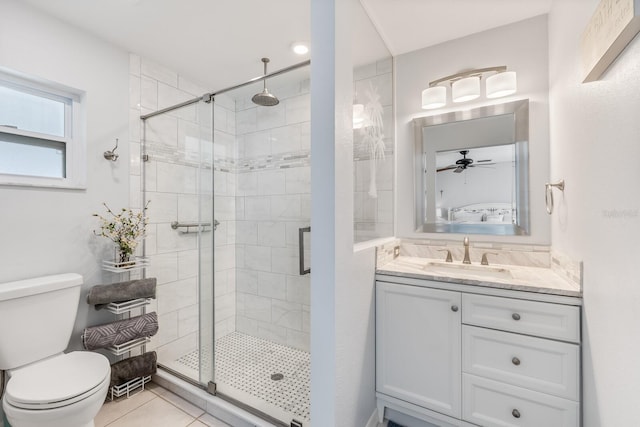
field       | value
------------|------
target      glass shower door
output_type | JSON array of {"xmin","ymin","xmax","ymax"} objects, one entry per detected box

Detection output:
[{"xmin": 142, "ymin": 99, "xmax": 215, "ymax": 388}]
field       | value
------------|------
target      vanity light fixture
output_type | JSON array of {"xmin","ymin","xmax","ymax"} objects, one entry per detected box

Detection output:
[{"xmin": 421, "ymin": 66, "xmax": 517, "ymax": 110}]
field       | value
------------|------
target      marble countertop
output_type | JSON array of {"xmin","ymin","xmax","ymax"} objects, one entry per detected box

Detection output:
[{"xmin": 376, "ymin": 256, "xmax": 582, "ymax": 298}]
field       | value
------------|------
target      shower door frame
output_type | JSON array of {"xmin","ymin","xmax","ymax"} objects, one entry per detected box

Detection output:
[{"xmin": 139, "ymin": 60, "xmax": 311, "ymax": 424}]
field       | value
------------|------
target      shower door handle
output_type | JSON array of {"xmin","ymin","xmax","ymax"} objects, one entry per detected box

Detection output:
[{"xmin": 298, "ymin": 226, "xmax": 311, "ymax": 275}]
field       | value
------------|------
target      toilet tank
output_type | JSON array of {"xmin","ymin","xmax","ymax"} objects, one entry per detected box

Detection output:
[{"xmin": 0, "ymin": 273, "xmax": 83, "ymax": 370}]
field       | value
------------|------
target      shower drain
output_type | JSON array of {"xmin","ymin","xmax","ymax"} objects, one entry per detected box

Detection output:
[{"xmin": 271, "ymin": 373, "xmax": 284, "ymax": 381}]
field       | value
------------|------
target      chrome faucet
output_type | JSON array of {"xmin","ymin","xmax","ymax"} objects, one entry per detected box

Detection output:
[{"xmin": 463, "ymin": 237, "xmax": 471, "ymax": 264}]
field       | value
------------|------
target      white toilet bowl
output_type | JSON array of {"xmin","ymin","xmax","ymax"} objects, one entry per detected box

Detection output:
[{"xmin": 2, "ymin": 351, "xmax": 111, "ymax": 427}]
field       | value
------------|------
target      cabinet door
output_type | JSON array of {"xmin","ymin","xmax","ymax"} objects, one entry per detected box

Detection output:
[{"xmin": 376, "ymin": 281, "xmax": 461, "ymax": 418}]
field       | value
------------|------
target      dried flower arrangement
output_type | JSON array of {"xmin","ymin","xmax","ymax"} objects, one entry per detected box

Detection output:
[{"xmin": 93, "ymin": 201, "xmax": 150, "ymax": 264}]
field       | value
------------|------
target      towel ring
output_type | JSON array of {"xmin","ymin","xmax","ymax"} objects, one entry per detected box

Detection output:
[{"xmin": 545, "ymin": 180, "xmax": 565, "ymax": 214}]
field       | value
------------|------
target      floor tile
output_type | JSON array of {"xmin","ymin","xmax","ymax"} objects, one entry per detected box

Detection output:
[
  {"xmin": 107, "ymin": 397, "xmax": 195, "ymax": 427},
  {"xmin": 188, "ymin": 421, "xmax": 209, "ymax": 427},
  {"xmin": 154, "ymin": 386, "xmax": 205, "ymax": 418},
  {"xmin": 95, "ymin": 390, "xmax": 157, "ymax": 427}
]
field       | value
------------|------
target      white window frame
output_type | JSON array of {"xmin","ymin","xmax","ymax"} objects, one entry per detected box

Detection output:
[{"xmin": 0, "ymin": 67, "xmax": 86, "ymax": 189}]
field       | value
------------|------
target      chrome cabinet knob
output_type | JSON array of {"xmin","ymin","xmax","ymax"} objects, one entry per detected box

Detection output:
[
  {"xmin": 512, "ymin": 409, "xmax": 521, "ymax": 418},
  {"xmin": 512, "ymin": 357, "xmax": 521, "ymax": 366},
  {"xmin": 451, "ymin": 305, "xmax": 459, "ymax": 312},
  {"xmin": 512, "ymin": 313, "xmax": 521, "ymax": 321}
]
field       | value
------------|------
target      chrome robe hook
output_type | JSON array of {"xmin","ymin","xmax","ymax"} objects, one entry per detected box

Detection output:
[{"xmin": 104, "ymin": 138, "xmax": 119, "ymax": 161}]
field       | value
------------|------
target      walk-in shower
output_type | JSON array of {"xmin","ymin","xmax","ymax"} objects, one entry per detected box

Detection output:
[{"xmin": 138, "ymin": 58, "xmax": 311, "ymax": 426}]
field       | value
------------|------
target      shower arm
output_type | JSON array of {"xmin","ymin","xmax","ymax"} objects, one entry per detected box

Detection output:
[{"xmin": 141, "ymin": 59, "xmax": 310, "ymax": 120}]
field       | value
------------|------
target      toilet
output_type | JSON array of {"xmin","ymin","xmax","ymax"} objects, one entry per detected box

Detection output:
[{"xmin": 0, "ymin": 273, "xmax": 110, "ymax": 427}]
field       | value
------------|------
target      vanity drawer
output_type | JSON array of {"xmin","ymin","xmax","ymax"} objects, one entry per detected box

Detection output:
[
  {"xmin": 462, "ymin": 326, "xmax": 579, "ymax": 400},
  {"xmin": 462, "ymin": 294, "xmax": 580, "ymax": 342},
  {"xmin": 462, "ymin": 374, "xmax": 579, "ymax": 427}
]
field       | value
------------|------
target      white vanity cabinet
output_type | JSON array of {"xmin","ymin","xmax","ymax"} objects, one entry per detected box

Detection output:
[{"xmin": 376, "ymin": 277, "xmax": 582, "ymax": 427}]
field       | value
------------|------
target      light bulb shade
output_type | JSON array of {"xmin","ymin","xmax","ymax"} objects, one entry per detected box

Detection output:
[
  {"xmin": 353, "ymin": 104, "xmax": 365, "ymax": 129},
  {"xmin": 421, "ymin": 86, "xmax": 446, "ymax": 109},
  {"xmin": 486, "ymin": 71, "xmax": 517, "ymax": 98},
  {"xmin": 452, "ymin": 76, "xmax": 480, "ymax": 103}
]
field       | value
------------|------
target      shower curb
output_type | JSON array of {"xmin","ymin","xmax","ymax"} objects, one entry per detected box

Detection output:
[{"xmin": 152, "ymin": 369, "xmax": 279, "ymax": 427}]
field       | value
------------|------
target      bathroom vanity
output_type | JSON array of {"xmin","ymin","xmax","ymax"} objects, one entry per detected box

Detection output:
[{"xmin": 375, "ymin": 255, "xmax": 582, "ymax": 427}]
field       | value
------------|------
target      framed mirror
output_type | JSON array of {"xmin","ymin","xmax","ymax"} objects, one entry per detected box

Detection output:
[{"xmin": 413, "ymin": 99, "xmax": 529, "ymax": 235}]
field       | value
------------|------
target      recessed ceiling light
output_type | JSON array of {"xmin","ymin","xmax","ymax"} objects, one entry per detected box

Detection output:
[{"xmin": 291, "ymin": 42, "xmax": 309, "ymax": 55}]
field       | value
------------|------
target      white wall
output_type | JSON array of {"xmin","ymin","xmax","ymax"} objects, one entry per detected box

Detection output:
[
  {"xmin": 0, "ymin": 0, "xmax": 129, "ymax": 348},
  {"xmin": 310, "ymin": 0, "xmax": 377, "ymax": 425},
  {"xmin": 395, "ymin": 15, "xmax": 550, "ymax": 243},
  {"xmin": 547, "ymin": 1, "xmax": 640, "ymax": 425}
]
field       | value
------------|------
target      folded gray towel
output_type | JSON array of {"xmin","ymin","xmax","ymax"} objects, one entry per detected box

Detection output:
[
  {"xmin": 87, "ymin": 278, "xmax": 157, "ymax": 309},
  {"xmin": 110, "ymin": 352, "xmax": 157, "ymax": 387},
  {"xmin": 82, "ymin": 312, "xmax": 159, "ymax": 351}
]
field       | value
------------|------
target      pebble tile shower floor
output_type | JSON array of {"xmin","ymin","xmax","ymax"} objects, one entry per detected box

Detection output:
[{"xmin": 175, "ymin": 332, "xmax": 311, "ymax": 423}]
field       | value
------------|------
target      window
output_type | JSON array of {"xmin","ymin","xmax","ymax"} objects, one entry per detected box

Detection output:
[{"xmin": 0, "ymin": 68, "xmax": 86, "ymax": 188}]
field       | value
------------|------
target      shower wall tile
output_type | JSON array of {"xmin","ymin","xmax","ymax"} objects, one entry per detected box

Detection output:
[
  {"xmin": 257, "ymin": 171, "xmax": 285, "ymax": 195},
  {"xmin": 147, "ymin": 252, "xmax": 178, "ymax": 285},
  {"xmin": 243, "ymin": 245, "xmax": 271, "ymax": 272},
  {"xmin": 147, "ymin": 192, "xmax": 177, "ymax": 223},
  {"xmin": 178, "ymin": 75, "xmax": 207, "ymax": 97},
  {"xmin": 256, "ymin": 104, "xmax": 286, "ymax": 131},
  {"xmin": 236, "ymin": 316, "xmax": 258, "ymax": 337},
  {"xmin": 286, "ymin": 275, "xmax": 310, "ymax": 305},
  {"xmin": 236, "ymin": 221, "xmax": 258, "ymax": 245},
  {"xmin": 302, "ymin": 305, "xmax": 310, "ymax": 333},
  {"xmin": 237, "ymin": 172, "xmax": 258, "ymax": 196},
  {"xmin": 129, "ymin": 175, "xmax": 141, "ymax": 209},
  {"xmin": 156, "ymin": 333, "xmax": 198, "ymax": 366},
  {"xmin": 287, "ymin": 330, "xmax": 309, "ymax": 352},
  {"xmin": 156, "ymin": 223, "xmax": 198, "ymax": 253},
  {"xmin": 256, "ymin": 322, "xmax": 287, "ymax": 346},
  {"xmin": 270, "ymin": 195, "xmax": 301, "ymax": 220},
  {"xmin": 157, "ymin": 277, "xmax": 198, "ymax": 314},
  {"xmin": 285, "ymin": 94, "xmax": 310, "ymax": 125},
  {"xmin": 130, "ymin": 141, "xmax": 141, "ymax": 176},
  {"xmin": 156, "ymin": 311, "xmax": 179, "ymax": 346},
  {"xmin": 272, "ymin": 300, "xmax": 302, "ymax": 331},
  {"xmin": 157, "ymin": 83, "xmax": 196, "ymax": 116},
  {"xmin": 285, "ymin": 167, "xmax": 310, "ymax": 194},
  {"xmin": 130, "ymin": 74, "xmax": 141, "ymax": 109},
  {"xmin": 271, "ymin": 247, "xmax": 298, "ymax": 275},
  {"xmin": 245, "ymin": 196, "xmax": 271, "ymax": 220},
  {"xmin": 237, "ymin": 293, "xmax": 272, "ymax": 322},
  {"xmin": 243, "ymin": 130, "xmax": 271, "ymax": 158},
  {"xmin": 178, "ymin": 305, "xmax": 199, "ymax": 337},
  {"xmin": 214, "ymin": 245, "xmax": 235, "ymax": 271},
  {"xmin": 236, "ymin": 269, "xmax": 258, "ymax": 294},
  {"xmin": 258, "ymin": 221, "xmax": 286, "ymax": 247},
  {"xmin": 156, "ymin": 162, "xmax": 197, "ymax": 194},
  {"xmin": 270, "ymin": 124, "xmax": 301, "ymax": 154},
  {"xmin": 214, "ymin": 195, "xmax": 235, "ymax": 220},
  {"xmin": 146, "ymin": 114, "xmax": 178, "ymax": 146},
  {"xmin": 257, "ymin": 272, "xmax": 286, "ymax": 300},
  {"xmin": 216, "ymin": 292, "xmax": 236, "ymax": 322},
  {"xmin": 141, "ymin": 58, "xmax": 178, "ymax": 87},
  {"xmin": 129, "ymin": 108, "xmax": 141, "ymax": 142},
  {"xmin": 236, "ymin": 108, "xmax": 257, "ymax": 134},
  {"xmin": 354, "ymin": 62, "xmax": 378, "ymax": 81},
  {"xmin": 140, "ymin": 76, "xmax": 158, "ymax": 110},
  {"xmin": 177, "ymin": 250, "xmax": 198, "ymax": 280}
]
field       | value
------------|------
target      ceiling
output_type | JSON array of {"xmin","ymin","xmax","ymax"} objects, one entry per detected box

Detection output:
[{"xmin": 20, "ymin": 0, "xmax": 552, "ymax": 96}]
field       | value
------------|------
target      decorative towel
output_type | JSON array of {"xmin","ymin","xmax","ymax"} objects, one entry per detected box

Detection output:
[
  {"xmin": 82, "ymin": 312, "xmax": 158, "ymax": 351},
  {"xmin": 110, "ymin": 351, "xmax": 157, "ymax": 387},
  {"xmin": 87, "ymin": 278, "xmax": 157, "ymax": 309}
]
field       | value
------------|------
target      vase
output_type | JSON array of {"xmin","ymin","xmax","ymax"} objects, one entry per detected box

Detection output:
[{"xmin": 114, "ymin": 247, "xmax": 136, "ymax": 269}]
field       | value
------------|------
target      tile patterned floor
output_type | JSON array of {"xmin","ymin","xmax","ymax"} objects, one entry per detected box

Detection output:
[
  {"xmin": 96, "ymin": 382, "xmax": 230, "ymax": 427},
  {"xmin": 174, "ymin": 332, "xmax": 311, "ymax": 424}
]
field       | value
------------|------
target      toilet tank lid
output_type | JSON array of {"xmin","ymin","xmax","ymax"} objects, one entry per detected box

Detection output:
[{"xmin": 0, "ymin": 273, "xmax": 83, "ymax": 301}]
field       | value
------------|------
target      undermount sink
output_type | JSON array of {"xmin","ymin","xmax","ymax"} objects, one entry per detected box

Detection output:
[{"xmin": 423, "ymin": 261, "xmax": 513, "ymax": 279}]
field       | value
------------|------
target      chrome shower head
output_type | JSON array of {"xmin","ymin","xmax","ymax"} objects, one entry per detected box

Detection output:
[{"xmin": 252, "ymin": 58, "xmax": 279, "ymax": 107}]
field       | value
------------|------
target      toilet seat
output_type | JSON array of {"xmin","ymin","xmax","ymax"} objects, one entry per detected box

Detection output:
[{"xmin": 5, "ymin": 351, "xmax": 110, "ymax": 410}]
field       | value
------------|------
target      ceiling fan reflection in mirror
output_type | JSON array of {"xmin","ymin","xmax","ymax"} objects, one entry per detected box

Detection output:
[{"xmin": 436, "ymin": 150, "xmax": 495, "ymax": 173}]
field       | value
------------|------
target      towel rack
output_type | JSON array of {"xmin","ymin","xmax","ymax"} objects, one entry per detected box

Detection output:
[
  {"xmin": 545, "ymin": 180, "xmax": 565, "ymax": 214},
  {"xmin": 171, "ymin": 220, "xmax": 220, "ymax": 233}
]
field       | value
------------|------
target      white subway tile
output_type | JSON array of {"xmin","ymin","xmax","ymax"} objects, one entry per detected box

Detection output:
[
  {"xmin": 271, "ymin": 247, "xmax": 298, "ymax": 275},
  {"xmin": 286, "ymin": 275, "xmax": 310, "ymax": 305},
  {"xmin": 245, "ymin": 196, "xmax": 271, "ymax": 220},
  {"xmin": 130, "ymin": 75, "xmax": 141, "ymax": 109},
  {"xmin": 237, "ymin": 172, "xmax": 258, "ymax": 196},
  {"xmin": 156, "ymin": 311, "xmax": 179, "ymax": 346},
  {"xmin": 236, "ymin": 268, "xmax": 258, "ymax": 294},
  {"xmin": 129, "ymin": 108, "xmax": 141, "ymax": 142},
  {"xmin": 145, "ymin": 114, "xmax": 177, "ymax": 146},
  {"xmin": 214, "ymin": 245, "xmax": 235, "ymax": 271},
  {"xmin": 156, "ymin": 223, "xmax": 197, "ymax": 252},
  {"xmin": 140, "ymin": 76, "xmax": 158, "ymax": 110},
  {"xmin": 177, "ymin": 194, "xmax": 198, "ymax": 222},
  {"xmin": 236, "ymin": 108, "xmax": 257, "ymax": 135},
  {"xmin": 287, "ymin": 329, "xmax": 310, "ymax": 352},
  {"xmin": 144, "ymin": 160, "xmax": 157, "ymax": 192},
  {"xmin": 177, "ymin": 249, "xmax": 198, "ymax": 279},
  {"xmin": 214, "ymin": 196, "xmax": 235, "ymax": 220},
  {"xmin": 216, "ymin": 292, "xmax": 236, "ymax": 322},
  {"xmin": 236, "ymin": 316, "xmax": 258, "ymax": 336},
  {"xmin": 272, "ymin": 300, "xmax": 302, "ymax": 331},
  {"xmin": 178, "ymin": 75, "xmax": 207, "ymax": 97},
  {"xmin": 129, "ymin": 54, "xmax": 141, "ymax": 76},
  {"xmin": 236, "ymin": 221, "xmax": 258, "ymax": 245},
  {"xmin": 353, "ymin": 62, "xmax": 377, "ymax": 82},
  {"xmin": 129, "ymin": 175, "xmax": 141, "ymax": 208},
  {"xmin": 156, "ymin": 162, "xmax": 197, "ymax": 194},
  {"xmin": 244, "ymin": 130, "xmax": 271, "ymax": 158},
  {"xmin": 285, "ymin": 167, "xmax": 310, "ymax": 194},
  {"xmin": 178, "ymin": 305, "xmax": 199, "ymax": 337},
  {"xmin": 158, "ymin": 83, "xmax": 196, "ymax": 121},
  {"xmin": 256, "ymin": 322, "xmax": 287, "ymax": 346},
  {"xmin": 270, "ymin": 195, "xmax": 300, "ymax": 220},
  {"xmin": 237, "ymin": 293, "xmax": 271, "ymax": 322},
  {"xmin": 270, "ymin": 125, "xmax": 301, "ymax": 154}
]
